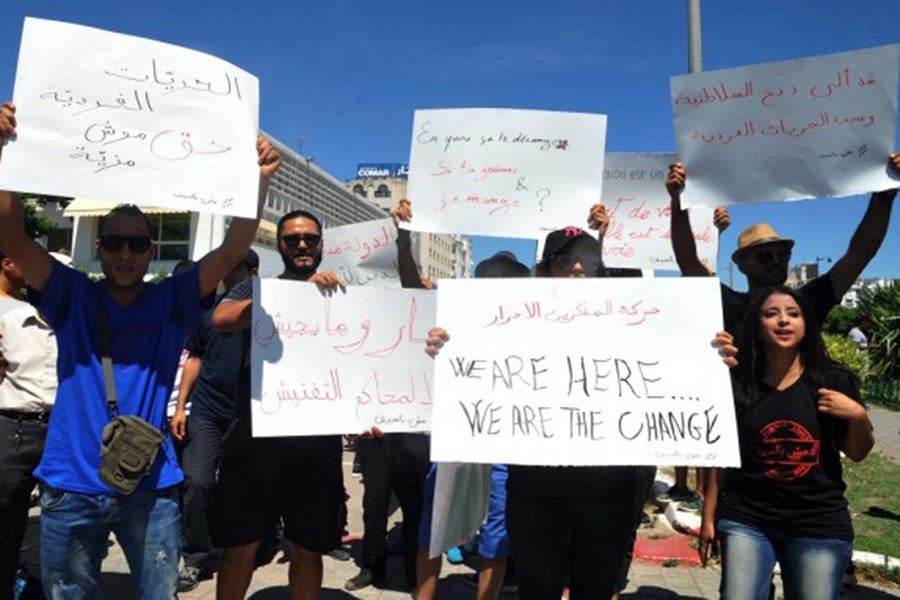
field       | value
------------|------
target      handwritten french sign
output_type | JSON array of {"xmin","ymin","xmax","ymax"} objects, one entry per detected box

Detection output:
[
  {"xmin": 0, "ymin": 18, "xmax": 259, "ymax": 217},
  {"xmin": 320, "ymin": 219, "xmax": 400, "ymax": 288},
  {"xmin": 250, "ymin": 279, "xmax": 436, "ymax": 436},
  {"xmin": 671, "ymin": 44, "xmax": 900, "ymax": 208},
  {"xmin": 403, "ymin": 108, "xmax": 607, "ymax": 239},
  {"xmin": 429, "ymin": 277, "xmax": 739, "ymax": 467},
  {"xmin": 603, "ymin": 153, "xmax": 717, "ymax": 271}
]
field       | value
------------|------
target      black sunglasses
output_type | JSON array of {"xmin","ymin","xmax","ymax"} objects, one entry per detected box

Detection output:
[
  {"xmin": 551, "ymin": 253, "xmax": 603, "ymax": 272},
  {"xmin": 281, "ymin": 233, "xmax": 322, "ymax": 248},
  {"xmin": 753, "ymin": 248, "xmax": 791, "ymax": 264},
  {"xmin": 98, "ymin": 235, "xmax": 152, "ymax": 253}
]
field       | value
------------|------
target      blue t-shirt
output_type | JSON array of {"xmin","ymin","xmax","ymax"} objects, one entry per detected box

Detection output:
[{"xmin": 30, "ymin": 261, "xmax": 210, "ymax": 495}]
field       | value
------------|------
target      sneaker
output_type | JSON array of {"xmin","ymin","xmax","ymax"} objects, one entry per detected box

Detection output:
[
  {"xmin": 178, "ymin": 565, "xmax": 202, "ymax": 593},
  {"xmin": 445, "ymin": 546, "xmax": 464, "ymax": 565},
  {"xmin": 345, "ymin": 567, "xmax": 382, "ymax": 591},
  {"xmin": 678, "ymin": 494, "xmax": 703, "ymax": 513},
  {"xmin": 656, "ymin": 485, "xmax": 693, "ymax": 504}
]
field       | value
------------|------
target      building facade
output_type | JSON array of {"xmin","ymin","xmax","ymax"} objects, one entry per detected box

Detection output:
[
  {"xmin": 61, "ymin": 131, "xmax": 387, "ymax": 277},
  {"xmin": 347, "ymin": 163, "xmax": 472, "ymax": 281}
]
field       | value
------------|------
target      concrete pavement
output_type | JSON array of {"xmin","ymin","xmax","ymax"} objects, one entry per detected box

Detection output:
[{"xmin": 870, "ymin": 405, "xmax": 900, "ymax": 463}]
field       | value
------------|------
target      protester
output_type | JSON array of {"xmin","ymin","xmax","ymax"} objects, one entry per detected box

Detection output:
[
  {"xmin": 211, "ymin": 208, "xmax": 345, "ymax": 600},
  {"xmin": 425, "ymin": 210, "xmax": 737, "ymax": 600},
  {"xmin": 0, "ymin": 100, "xmax": 281, "ymax": 599},
  {"xmin": 171, "ymin": 250, "xmax": 259, "ymax": 592},
  {"xmin": 416, "ymin": 250, "xmax": 530, "ymax": 600},
  {"xmin": 700, "ymin": 286, "xmax": 873, "ymax": 600},
  {"xmin": 0, "ymin": 250, "xmax": 57, "ymax": 600},
  {"xmin": 345, "ymin": 200, "xmax": 430, "ymax": 592}
]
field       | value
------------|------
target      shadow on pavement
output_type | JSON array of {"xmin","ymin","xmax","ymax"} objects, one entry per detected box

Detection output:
[
  {"xmin": 98, "ymin": 572, "xmax": 135, "ymax": 599},
  {"xmin": 622, "ymin": 587, "xmax": 703, "ymax": 599},
  {"xmin": 844, "ymin": 584, "xmax": 900, "ymax": 599}
]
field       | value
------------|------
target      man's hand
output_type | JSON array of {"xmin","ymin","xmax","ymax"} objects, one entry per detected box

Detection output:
[
  {"xmin": 425, "ymin": 327, "xmax": 449, "ymax": 357},
  {"xmin": 711, "ymin": 331, "xmax": 738, "ymax": 368},
  {"xmin": 890, "ymin": 152, "xmax": 900, "ymax": 178},
  {"xmin": 391, "ymin": 199, "xmax": 413, "ymax": 227},
  {"xmin": 713, "ymin": 207, "xmax": 730, "ymax": 233},
  {"xmin": 587, "ymin": 203, "xmax": 609, "ymax": 237},
  {"xmin": 666, "ymin": 162, "xmax": 686, "ymax": 200},
  {"xmin": 170, "ymin": 409, "xmax": 188, "ymax": 442},
  {"xmin": 817, "ymin": 388, "xmax": 868, "ymax": 422},
  {"xmin": 0, "ymin": 101, "xmax": 16, "ymax": 158},
  {"xmin": 257, "ymin": 135, "xmax": 281, "ymax": 180},
  {"xmin": 308, "ymin": 270, "xmax": 346, "ymax": 293}
]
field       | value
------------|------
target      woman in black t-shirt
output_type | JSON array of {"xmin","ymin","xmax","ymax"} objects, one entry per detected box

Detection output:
[{"xmin": 701, "ymin": 286, "xmax": 873, "ymax": 600}]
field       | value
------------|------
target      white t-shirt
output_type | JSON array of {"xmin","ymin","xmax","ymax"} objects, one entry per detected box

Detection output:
[{"xmin": 0, "ymin": 297, "xmax": 58, "ymax": 412}]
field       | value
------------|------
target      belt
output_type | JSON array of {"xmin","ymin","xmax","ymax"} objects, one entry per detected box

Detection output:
[{"xmin": 0, "ymin": 408, "xmax": 52, "ymax": 422}]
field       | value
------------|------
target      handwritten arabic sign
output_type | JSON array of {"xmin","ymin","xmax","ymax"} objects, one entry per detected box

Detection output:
[
  {"xmin": 0, "ymin": 18, "xmax": 259, "ymax": 217},
  {"xmin": 250, "ymin": 279, "xmax": 436, "ymax": 436},
  {"xmin": 603, "ymin": 153, "xmax": 717, "ymax": 271},
  {"xmin": 429, "ymin": 277, "xmax": 739, "ymax": 467},
  {"xmin": 403, "ymin": 108, "xmax": 607, "ymax": 239},
  {"xmin": 671, "ymin": 44, "xmax": 900, "ymax": 208},
  {"xmin": 320, "ymin": 219, "xmax": 400, "ymax": 288}
]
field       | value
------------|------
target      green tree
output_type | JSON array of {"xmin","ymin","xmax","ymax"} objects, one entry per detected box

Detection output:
[
  {"xmin": 823, "ymin": 304, "xmax": 858, "ymax": 336},
  {"xmin": 17, "ymin": 194, "xmax": 72, "ymax": 241},
  {"xmin": 856, "ymin": 282, "xmax": 900, "ymax": 378},
  {"xmin": 824, "ymin": 333, "xmax": 870, "ymax": 383}
]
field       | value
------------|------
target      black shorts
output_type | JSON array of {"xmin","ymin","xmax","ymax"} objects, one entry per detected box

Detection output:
[{"xmin": 214, "ymin": 422, "xmax": 344, "ymax": 553}]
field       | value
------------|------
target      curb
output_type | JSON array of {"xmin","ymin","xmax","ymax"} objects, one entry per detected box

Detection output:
[{"xmin": 652, "ymin": 476, "xmax": 900, "ymax": 571}]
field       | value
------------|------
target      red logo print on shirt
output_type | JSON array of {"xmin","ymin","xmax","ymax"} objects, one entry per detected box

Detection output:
[{"xmin": 750, "ymin": 420, "xmax": 820, "ymax": 482}]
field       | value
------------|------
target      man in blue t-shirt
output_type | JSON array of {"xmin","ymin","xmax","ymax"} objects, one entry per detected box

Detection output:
[{"xmin": 0, "ymin": 100, "xmax": 281, "ymax": 599}]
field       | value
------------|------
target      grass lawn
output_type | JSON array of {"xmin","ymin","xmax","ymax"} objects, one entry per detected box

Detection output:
[{"xmin": 845, "ymin": 451, "xmax": 900, "ymax": 558}]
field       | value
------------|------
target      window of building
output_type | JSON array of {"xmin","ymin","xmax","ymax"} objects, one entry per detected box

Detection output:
[
  {"xmin": 353, "ymin": 184, "xmax": 367, "ymax": 198},
  {"xmin": 149, "ymin": 213, "xmax": 191, "ymax": 261},
  {"xmin": 374, "ymin": 184, "xmax": 391, "ymax": 198}
]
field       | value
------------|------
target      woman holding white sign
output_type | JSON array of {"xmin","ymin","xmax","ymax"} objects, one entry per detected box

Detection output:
[{"xmin": 701, "ymin": 286, "xmax": 873, "ymax": 600}]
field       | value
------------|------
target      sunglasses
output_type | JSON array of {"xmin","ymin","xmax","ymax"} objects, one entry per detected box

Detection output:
[
  {"xmin": 551, "ymin": 253, "xmax": 603, "ymax": 272},
  {"xmin": 98, "ymin": 235, "xmax": 152, "ymax": 253},
  {"xmin": 281, "ymin": 233, "xmax": 322, "ymax": 248},
  {"xmin": 753, "ymin": 248, "xmax": 791, "ymax": 264}
]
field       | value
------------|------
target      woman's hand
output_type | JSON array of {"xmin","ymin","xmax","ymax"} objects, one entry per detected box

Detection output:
[
  {"xmin": 711, "ymin": 331, "xmax": 738, "ymax": 368},
  {"xmin": 698, "ymin": 516, "xmax": 717, "ymax": 567},
  {"xmin": 817, "ymin": 388, "xmax": 868, "ymax": 422}
]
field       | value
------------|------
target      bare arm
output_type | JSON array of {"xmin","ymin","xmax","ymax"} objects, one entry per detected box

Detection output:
[
  {"xmin": 197, "ymin": 136, "xmax": 281, "ymax": 298},
  {"xmin": 212, "ymin": 299, "xmax": 252, "ymax": 332},
  {"xmin": 826, "ymin": 154, "xmax": 899, "ymax": 298},
  {"xmin": 699, "ymin": 467, "xmax": 723, "ymax": 566},
  {"xmin": 0, "ymin": 104, "xmax": 54, "ymax": 292},
  {"xmin": 666, "ymin": 163, "xmax": 712, "ymax": 277},
  {"xmin": 170, "ymin": 354, "xmax": 201, "ymax": 441},
  {"xmin": 393, "ymin": 200, "xmax": 425, "ymax": 289},
  {"xmin": 817, "ymin": 387, "xmax": 874, "ymax": 462}
]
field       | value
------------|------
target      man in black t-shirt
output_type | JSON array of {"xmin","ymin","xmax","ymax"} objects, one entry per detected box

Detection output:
[
  {"xmin": 211, "ymin": 210, "xmax": 345, "ymax": 600},
  {"xmin": 666, "ymin": 153, "xmax": 900, "ymax": 334},
  {"xmin": 169, "ymin": 249, "xmax": 258, "ymax": 592}
]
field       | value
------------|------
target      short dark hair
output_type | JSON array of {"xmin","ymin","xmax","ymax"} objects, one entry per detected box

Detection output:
[
  {"xmin": 98, "ymin": 204, "xmax": 154, "ymax": 238},
  {"xmin": 276, "ymin": 209, "xmax": 322, "ymax": 240}
]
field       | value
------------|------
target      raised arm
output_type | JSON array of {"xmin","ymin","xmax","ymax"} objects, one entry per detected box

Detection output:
[
  {"xmin": 825, "ymin": 153, "xmax": 899, "ymax": 299},
  {"xmin": 197, "ymin": 135, "xmax": 281, "ymax": 298},
  {"xmin": 0, "ymin": 102, "xmax": 54, "ymax": 292},
  {"xmin": 392, "ymin": 199, "xmax": 426, "ymax": 289},
  {"xmin": 667, "ymin": 163, "xmax": 712, "ymax": 277}
]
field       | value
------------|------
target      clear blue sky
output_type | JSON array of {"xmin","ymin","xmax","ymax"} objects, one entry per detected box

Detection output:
[{"xmin": 2, "ymin": 1, "xmax": 898, "ymax": 289}]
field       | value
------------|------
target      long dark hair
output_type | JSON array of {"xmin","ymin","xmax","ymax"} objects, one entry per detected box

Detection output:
[{"xmin": 733, "ymin": 286, "xmax": 857, "ymax": 408}]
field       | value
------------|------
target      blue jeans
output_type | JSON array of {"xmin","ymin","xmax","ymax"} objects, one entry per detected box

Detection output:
[
  {"xmin": 718, "ymin": 518, "xmax": 852, "ymax": 600},
  {"xmin": 40, "ymin": 485, "xmax": 180, "ymax": 600}
]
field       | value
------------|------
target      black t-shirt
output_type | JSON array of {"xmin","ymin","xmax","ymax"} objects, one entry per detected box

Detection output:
[
  {"xmin": 718, "ymin": 367, "xmax": 861, "ymax": 540},
  {"xmin": 721, "ymin": 275, "xmax": 837, "ymax": 335},
  {"xmin": 507, "ymin": 465, "xmax": 637, "ymax": 503},
  {"xmin": 184, "ymin": 301, "xmax": 245, "ymax": 423}
]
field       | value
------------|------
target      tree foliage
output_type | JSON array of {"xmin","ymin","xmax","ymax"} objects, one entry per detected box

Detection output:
[
  {"xmin": 823, "ymin": 304, "xmax": 858, "ymax": 336},
  {"xmin": 18, "ymin": 194, "xmax": 72, "ymax": 241},
  {"xmin": 856, "ymin": 282, "xmax": 900, "ymax": 378}
]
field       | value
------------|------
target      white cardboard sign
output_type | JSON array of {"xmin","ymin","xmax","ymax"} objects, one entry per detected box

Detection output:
[
  {"xmin": 430, "ymin": 277, "xmax": 739, "ymax": 467},
  {"xmin": 321, "ymin": 219, "xmax": 400, "ymax": 288},
  {"xmin": 671, "ymin": 44, "xmax": 900, "ymax": 207},
  {"xmin": 251, "ymin": 280, "xmax": 436, "ymax": 436},
  {"xmin": 0, "ymin": 18, "xmax": 260, "ymax": 217},
  {"xmin": 603, "ymin": 153, "xmax": 717, "ymax": 271},
  {"xmin": 404, "ymin": 108, "xmax": 606, "ymax": 239}
]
